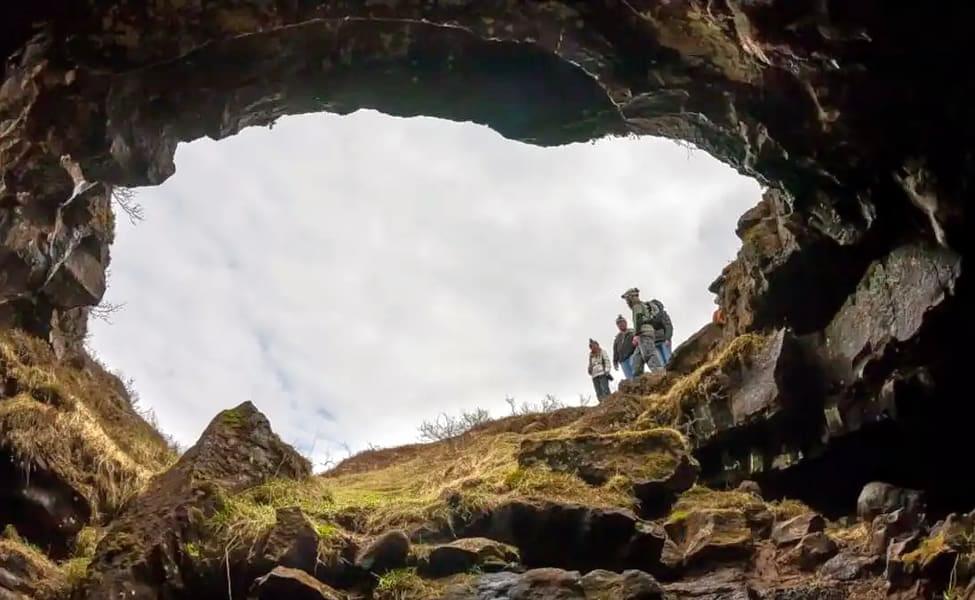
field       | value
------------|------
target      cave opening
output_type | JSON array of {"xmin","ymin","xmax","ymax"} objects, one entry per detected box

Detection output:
[
  {"xmin": 87, "ymin": 109, "xmax": 763, "ymax": 470},
  {"xmin": 4, "ymin": 4, "xmax": 969, "ymax": 554}
]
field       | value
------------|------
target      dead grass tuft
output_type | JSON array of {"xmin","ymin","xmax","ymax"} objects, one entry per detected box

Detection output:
[
  {"xmin": 670, "ymin": 486, "xmax": 763, "ymax": 518},
  {"xmin": 829, "ymin": 522, "xmax": 871, "ymax": 551},
  {"xmin": 634, "ymin": 333, "xmax": 770, "ymax": 430},
  {"xmin": 769, "ymin": 498, "xmax": 812, "ymax": 521},
  {"xmin": 374, "ymin": 568, "xmax": 473, "ymax": 599},
  {"xmin": 666, "ymin": 486, "xmax": 813, "ymax": 532},
  {"xmin": 208, "ymin": 477, "xmax": 334, "ymax": 545},
  {"xmin": 0, "ymin": 538, "xmax": 68, "ymax": 600}
]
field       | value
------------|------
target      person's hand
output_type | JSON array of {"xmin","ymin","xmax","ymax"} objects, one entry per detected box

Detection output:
[{"xmin": 632, "ymin": 337, "xmax": 639, "ymax": 347}]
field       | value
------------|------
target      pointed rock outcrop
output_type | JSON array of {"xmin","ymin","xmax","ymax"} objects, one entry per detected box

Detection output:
[{"xmin": 76, "ymin": 402, "xmax": 310, "ymax": 599}]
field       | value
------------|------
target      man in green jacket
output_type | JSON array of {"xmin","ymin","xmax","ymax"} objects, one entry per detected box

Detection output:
[{"xmin": 621, "ymin": 287, "xmax": 664, "ymax": 375}]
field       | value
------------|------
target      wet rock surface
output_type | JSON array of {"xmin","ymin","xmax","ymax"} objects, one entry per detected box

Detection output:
[
  {"xmin": 445, "ymin": 568, "xmax": 664, "ymax": 600},
  {"xmin": 252, "ymin": 566, "xmax": 345, "ymax": 600}
]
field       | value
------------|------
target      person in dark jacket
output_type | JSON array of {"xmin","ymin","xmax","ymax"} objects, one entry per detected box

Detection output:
[
  {"xmin": 648, "ymin": 298, "xmax": 674, "ymax": 365},
  {"xmin": 612, "ymin": 315, "xmax": 636, "ymax": 380}
]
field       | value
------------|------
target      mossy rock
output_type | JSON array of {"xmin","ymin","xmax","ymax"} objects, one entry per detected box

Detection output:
[{"xmin": 517, "ymin": 428, "xmax": 691, "ymax": 487}]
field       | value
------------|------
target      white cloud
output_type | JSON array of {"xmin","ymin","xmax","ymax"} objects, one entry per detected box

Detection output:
[{"xmin": 89, "ymin": 110, "xmax": 761, "ymax": 469}]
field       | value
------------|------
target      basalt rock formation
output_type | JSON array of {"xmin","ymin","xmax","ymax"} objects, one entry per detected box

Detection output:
[{"xmin": 1, "ymin": 1, "xmax": 974, "ymax": 599}]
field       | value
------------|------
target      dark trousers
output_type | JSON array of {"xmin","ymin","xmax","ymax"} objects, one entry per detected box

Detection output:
[{"xmin": 592, "ymin": 375, "xmax": 612, "ymax": 400}]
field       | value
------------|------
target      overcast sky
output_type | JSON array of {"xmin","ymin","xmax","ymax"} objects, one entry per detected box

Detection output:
[{"xmin": 88, "ymin": 110, "xmax": 760, "ymax": 469}]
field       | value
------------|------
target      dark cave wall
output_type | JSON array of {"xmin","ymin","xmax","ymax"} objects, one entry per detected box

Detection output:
[{"xmin": 0, "ymin": 0, "xmax": 973, "ymax": 525}]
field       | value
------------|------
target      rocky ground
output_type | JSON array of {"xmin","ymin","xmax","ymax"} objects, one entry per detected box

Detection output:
[{"xmin": 1, "ymin": 319, "xmax": 973, "ymax": 598}]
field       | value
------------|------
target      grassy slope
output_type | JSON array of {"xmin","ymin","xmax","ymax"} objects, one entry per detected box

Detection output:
[
  {"xmin": 0, "ymin": 329, "xmax": 177, "ymax": 520},
  {"xmin": 209, "ymin": 331, "xmax": 795, "ymax": 556}
]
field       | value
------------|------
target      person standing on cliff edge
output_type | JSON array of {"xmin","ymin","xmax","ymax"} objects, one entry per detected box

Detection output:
[
  {"xmin": 587, "ymin": 339, "xmax": 613, "ymax": 401},
  {"xmin": 648, "ymin": 298, "xmax": 674, "ymax": 365},
  {"xmin": 622, "ymin": 287, "xmax": 664, "ymax": 375},
  {"xmin": 612, "ymin": 315, "xmax": 636, "ymax": 380}
]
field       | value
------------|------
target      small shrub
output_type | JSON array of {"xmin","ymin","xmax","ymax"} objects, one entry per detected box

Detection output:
[
  {"xmin": 183, "ymin": 542, "xmax": 202, "ymax": 559},
  {"xmin": 72, "ymin": 526, "xmax": 102, "ymax": 559},
  {"xmin": 60, "ymin": 557, "xmax": 91, "ymax": 587},
  {"xmin": 504, "ymin": 394, "xmax": 566, "ymax": 416},
  {"xmin": 418, "ymin": 408, "xmax": 492, "ymax": 444},
  {"xmin": 375, "ymin": 568, "xmax": 433, "ymax": 599}
]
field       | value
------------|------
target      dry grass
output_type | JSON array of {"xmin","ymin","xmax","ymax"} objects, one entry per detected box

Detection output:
[
  {"xmin": 375, "ymin": 568, "xmax": 473, "ymax": 600},
  {"xmin": 829, "ymin": 522, "xmax": 871, "ymax": 552},
  {"xmin": 208, "ymin": 477, "xmax": 335, "ymax": 544},
  {"xmin": 667, "ymin": 486, "xmax": 762, "ymax": 524},
  {"xmin": 902, "ymin": 531, "xmax": 949, "ymax": 568},
  {"xmin": 374, "ymin": 568, "xmax": 435, "ymax": 599},
  {"xmin": 0, "ymin": 330, "xmax": 176, "ymax": 521},
  {"xmin": 323, "ymin": 432, "xmax": 633, "ymax": 533},
  {"xmin": 205, "ymin": 427, "xmax": 635, "ymax": 574},
  {"xmin": 208, "ymin": 332, "xmax": 786, "ymax": 562},
  {"xmin": 325, "ymin": 430, "xmax": 635, "ymax": 535},
  {"xmin": 634, "ymin": 333, "xmax": 769, "ymax": 430},
  {"xmin": 667, "ymin": 486, "xmax": 811, "ymax": 525}
]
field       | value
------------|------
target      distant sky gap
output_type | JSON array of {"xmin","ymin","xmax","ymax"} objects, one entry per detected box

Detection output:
[{"xmin": 90, "ymin": 110, "xmax": 761, "ymax": 469}]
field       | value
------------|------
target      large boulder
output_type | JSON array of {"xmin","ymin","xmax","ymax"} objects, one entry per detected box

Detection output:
[
  {"xmin": 663, "ymin": 568, "xmax": 754, "ymax": 600},
  {"xmin": 355, "ymin": 530, "xmax": 410, "ymax": 575},
  {"xmin": 421, "ymin": 537, "xmax": 519, "ymax": 578},
  {"xmin": 868, "ymin": 507, "xmax": 925, "ymax": 556},
  {"xmin": 771, "ymin": 513, "xmax": 826, "ymax": 547},
  {"xmin": 517, "ymin": 429, "xmax": 693, "ymax": 487},
  {"xmin": 819, "ymin": 552, "xmax": 883, "ymax": 582},
  {"xmin": 517, "ymin": 429, "xmax": 697, "ymax": 516},
  {"xmin": 667, "ymin": 323, "xmax": 724, "ymax": 376},
  {"xmin": 251, "ymin": 507, "xmax": 321, "ymax": 577},
  {"xmin": 857, "ymin": 482, "xmax": 924, "ymax": 523},
  {"xmin": 793, "ymin": 532, "xmax": 838, "ymax": 571},
  {"xmin": 664, "ymin": 509, "xmax": 754, "ymax": 570},
  {"xmin": 251, "ymin": 567, "xmax": 345, "ymax": 600},
  {"xmin": 76, "ymin": 402, "xmax": 310, "ymax": 599}
]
